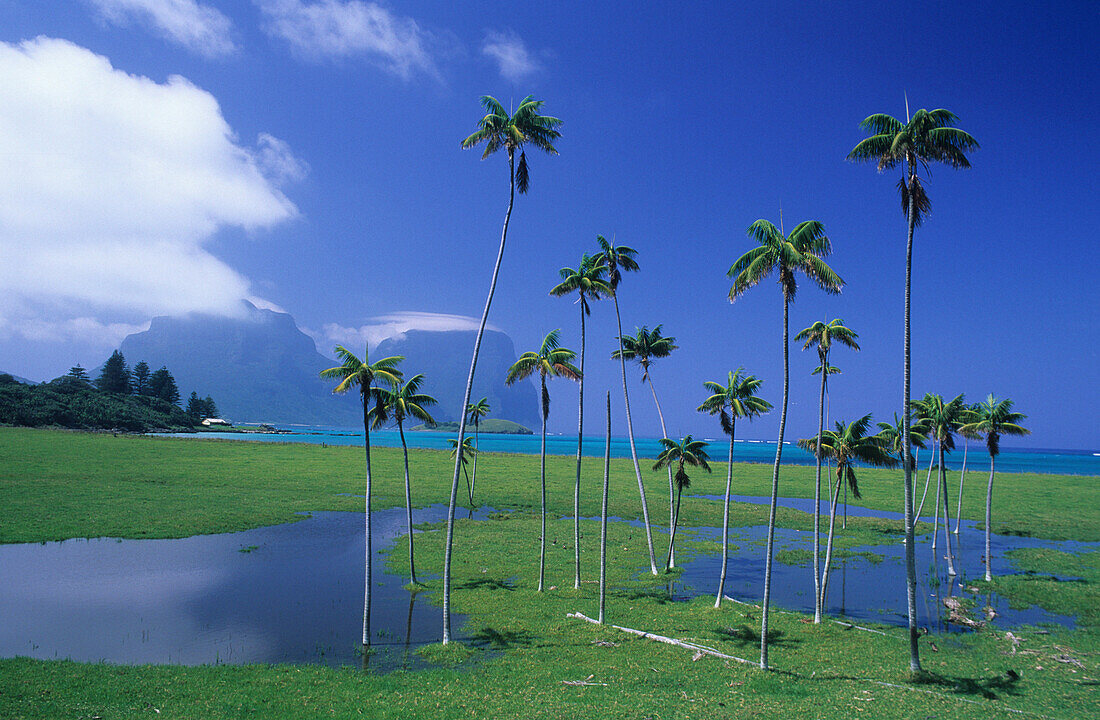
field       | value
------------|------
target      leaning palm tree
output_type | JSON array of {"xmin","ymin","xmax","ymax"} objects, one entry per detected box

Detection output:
[
  {"xmin": 958, "ymin": 395, "xmax": 1028, "ymax": 581},
  {"xmin": 794, "ymin": 318, "xmax": 859, "ymax": 623},
  {"xmin": 653, "ymin": 436, "xmax": 711, "ymax": 572},
  {"xmin": 592, "ymin": 235, "xmax": 658, "ymax": 575},
  {"xmin": 698, "ymin": 369, "xmax": 772, "ymax": 607},
  {"xmin": 442, "ymin": 95, "xmax": 562, "ymax": 644},
  {"xmin": 550, "ymin": 253, "xmax": 611, "ymax": 589},
  {"xmin": 848, "ymin": 103, "xmax": 977, "ymax": 673},
  {"xmin": 505, "ymin": 329, "xmax": 581, "ymax": 592},
  {"xmin": 369, "ymin": 373, "xmax": 437, "ymax": 586},
  {"xmin": 465, "ymin": 398, "xmax": 491, "ymax": 504},
  {"xmin": 728, "ymin": 217, "xmax": 843, "ymax": 669},
  {"xmin": 613, "ymin": 325, "xmax": 680, "ymax": 565},
  {"xmin": 798, "ymin": 415, "xmax": 897, "ymax": 616},
  {"xmin": 915, "ymin": 393, "xmax": 966, "ymax": 576},
  {"xmin": 319, "ymin": 346, "xmax": 403, "ymax": 647}
]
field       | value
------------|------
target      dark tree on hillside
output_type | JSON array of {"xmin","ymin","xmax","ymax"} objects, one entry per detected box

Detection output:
[
  {"xmin": 186, "ymin": 392, "xmax": 203, "ymax": 421},
  {"xmin": 67, "ymin": 365, "xmax": 91, "ymax": 385},
  {"xmin": 149, "ymin": 366, "xmax": 180, "ymax": 405},
  {"xmin": 202, "ymin": 396, "xmax": 219, "ymax": 418},
  {"xmin": 96, "ymin": 351, "xmax": 131, "ymax": 394},
  {"xmin": 132, "ymin": 361, "xmax": 151, "ymax": 396}
]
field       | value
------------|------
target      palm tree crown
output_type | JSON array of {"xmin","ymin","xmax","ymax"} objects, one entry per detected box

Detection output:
[
  {"xmin": 958, "ymin": 395, "xmax": 1029, "ymax": 458},
  {"xmin": 466, "ymin": 397, "xmax": 491, "ymax": 425},
  {"xmin": 876, "ymin": 412, "xmax": 929, "ymax": 468},
  {"xmin": 797, "ymin": 415, "xmax": 898, "ymax": 499},
  {"xmin": 653, "ymin": 436, "xmax": 712, "ymax": 492},
  {"xmin": 593, "ymin": 235, "xmax": 639, "ymax": 291},
  {"xmin": 550, "ymin": 253, "xmax": 611, "ymax": 312},
  {"xmin": 612, "ymin": 325, "xmax": 678, "ymax": 382},
  {"xmin": 460, "ymin": 95, "xmax": 562, "ymax": 193},
  {"xmin": 369, "ymin": 374, "xmax": 437, "ymax": 430},
  {"xmin": 505, "ymin": 329, "xmax": 582, "ymax": 414},
  {"xmin": 320, "ymin": 346, "xmax": 403, "ymax": 398},
  {"xmin": 795, "ymin": 319, "xmax": 859, "ymax": 360},
  {"xmin": 698, "ymin": 369, "xmax": 772, "ymax": 434},
  {"xmin": 729, "ymin": 219, "xmax": 843, "ymax": 302},
  {"xmin": 915, "ymin": 393, "xmax": 968, "ymax": 453}
]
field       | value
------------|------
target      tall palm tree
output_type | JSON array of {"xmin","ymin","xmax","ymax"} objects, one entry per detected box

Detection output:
[
  {"xmin": 653, "ymin": 436, "xmax": 711, "ymax": 572},
  {"xmin": 448, "ymin": 437, "xmax": 477, "ymax": 506},
  {"xmin": 443, "ymin": 95, "xmax": 562, "ymax": 644},
  {"xmin": 550, "ymin": 253, "xmax": 611, "ymax": 589},
  {"xmin": 797, "ymin": 416, "xmax": 896, "ymax": 616},
  {"xmin": 958, "ymin": 395, "xmax": 1028, "ymax": 581},
  {"xmin": 319, "ymin": 346, "xmax": 403, "ymax": 647},
  {"xmin": 613, "ymin": 325, "xmax": 680, "ymax": 565},
  {"xmin": 848, "ymin": 104, "xmax": 977, "ymax": 673},
  {"xmin": 954, "ymin": 404, "xmax": 980, "ymax": 534},
  {"xmin": 505, "ymin": 329, "xmax": 581, "ymax": 592},
  {"xmin": 369, "ymin": 373, "xmax": 437, "ymax": 586},
  {"xmin": 728, "ymin": 217, "xmax": 843, "ymax": 669},
  {"xmin": 915, "ymin": 393, "xmax": 966, "ymax": 576},
  {"xmin": 698, "ymin": 369, "xmax": 772, "ymax": 607},
  {"xmin": 913, "ymin": 392, "xmax": 940, "ymax": 520},
  {"xmin": 794, "ymin": 318, "xmax": 859, "ymax": 623},
  {"xmin": 465, "ymin": 398, "xmax": 491, "ymax": 504},
  {"xmin": 592, "ymin": 235, "xmax": 658, "ymax": 575}
]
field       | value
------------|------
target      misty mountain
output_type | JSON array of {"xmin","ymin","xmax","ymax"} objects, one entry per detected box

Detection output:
[
  {"xmin": 375, "ymin": 330, "xmax": 539, "ymax": 430},
  {"xmin": 118, "ymin": 302, "xmax": 360, "ymax": 425}
]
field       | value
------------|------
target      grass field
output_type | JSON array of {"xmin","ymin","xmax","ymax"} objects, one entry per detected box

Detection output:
[{"xmin": 0, "ymin": 428, "xmax": 1097, "ymax": 719}]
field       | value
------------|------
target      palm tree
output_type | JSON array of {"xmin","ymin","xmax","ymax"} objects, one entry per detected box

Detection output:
[
  {"xmin": 728, "ymin": 217, "xmax": 843, "ymax": 669},
  {"xmin": 613, "ymin": 325, "xmax": 680, "ymax": 565},
  {"xmin": 465, "ymin": 398, "xmax": 491, "ymax": 504},
  {"xmin": 697, "ymin": 369, "xmax": 772, "ymax": 607},
  {"xmin": 599, "ymin": 390, "xmax": 611, "ymax": 624},
  {"xmin": 954, "ymin": 404, "xmax": 980, "ymax": 534},
  {"xmin": 653, "ymin": 436, "xmax": 711, "ymax": 572},
  {"xmin": 797, "ymin": 416, "xmax": 896, "ymax": 616},
  {"xmin": 442, "ymin": 95, "xmax": 562, "ymax": 644},
  {"xmin": 448, "ymin": 437, "xmax": 477, "ymax": 505},
  {"xmin": 848, "ymin": 104, "xmax": 977, "ymax": 673},
  {"xmin": 794, "ymin": 318, "xmax": 859, "ymax": 623},
  {"xmin": 369, "ymin": 373, "xmax": 437, "ymax": 586},
  {"xmin": 550, "ymin": 253, "xmax": 611, "ymax": 589},
  {"xmin": 876, "ymin": 411, "xmax": 929, "ymax": 469},
  {"xmin": 592, "ymin": 235, "xmax": 658, "ymax": 575},
  {"xmin": 958, "ymin": 395, "xmax": 1028, "ymax": 581},
  {"xmin": 319, "ymin": 346, "xmax": 403, "ymax": 647},
  {"xmin": 505, "ymin": 329, "xmax": 581, "ymax": 592},
  {"xmin": 915, "ymin": 393, "xmax": 966, "ymax": 576}
]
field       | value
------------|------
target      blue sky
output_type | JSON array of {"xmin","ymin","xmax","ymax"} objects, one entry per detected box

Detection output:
[{"xmin": 0, "ymin": 1, "xmax": 1096, "ymax": 449}]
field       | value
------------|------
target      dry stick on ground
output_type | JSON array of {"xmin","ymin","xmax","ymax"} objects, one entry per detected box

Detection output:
[{"xmin": 568, "ymin": 612, "xmax": 755, "ymax": 666}]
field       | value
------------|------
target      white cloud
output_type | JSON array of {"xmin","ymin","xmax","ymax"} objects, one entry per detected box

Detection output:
[
  {"xmin": 256, "ymin": 0, "xmax": 438, "ymax": 79},
  {"xmin": 313, "ymin": 312, "xmax": 498, "ymax": 353},
  {"xmin": 482, "ymin": 30, "xmax": 538, "ymax": 82},
  {"xmin": 87, "ymin": 0, "xmax": 237, "ymax": 58},
  {"xmin": 0, "ymin": 38, "xmax": 300, "ymax": 342},
  {"xmin": 1, "ymin": 317, "xmax": 150, "ymax": 348},
  {"xmin": 257, "ymin": 133, "xmax": 310, "ymax": 185}
]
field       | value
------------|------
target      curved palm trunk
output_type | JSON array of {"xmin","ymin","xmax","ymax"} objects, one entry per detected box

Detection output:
[
  {"xmin": 361, "ymin": 393, "xmax": 373, "ymax": 647},
  {"xmin": 470, "ymin": 420, "xmax": 479, "ymax": 504},
  {"xmin": 573, "ymin": 302, "xmax": 585, "ymax": 589},
  {"xmin": 819, "ymin": 469, "xmax": 844, "ymax": 614},
  {"xmin": 939, "ymin": 454, "xmax": 956, "ymax": 576},
  {"xmin": 812, "ymin": 354, "xmax": 827, "ymax": 623},
  {"xmin": 902, "ymin": 170, "xmax": 922, "ymax": 673},
  {"xmin": 984, "ymin": 454, "xmax": 996, "ymax": 581},
  {"xmin": 932, "ymin": 451, "xmax": 942, "ymax": 550},
  {"xmin": 442, "ymin": 152, "xmax": 516, "ymax": 645},
  {"xmin": 398, "ymin": 422, "xmax": 418, "ymax": 585},
  {"xmin": 915, "ymin": 449, "xmax": 936, "ymax": 520},
  {"xmin": 715, "ymin": 418, "xmax": 736, "ymax": 608},
  {"xmin": 760, "ymin": 292, "xmax": 789, "ymax": 670},
  {"xmin": 664, "ymin": 479, "xmax": 684, "ymax": 571},
  {"xmin": 613, "ymin": 294, "xmax": 658, "ymax": 575},
  {"xmin": 599, "ymin": 392, "xmax": 611, "ymax": 624},
  {"xmin": 538, "ymin": 376, "xmax": 548, "ymax": 592},
  {"xmin": 954, "ymin": 442, "xmax": 968, "ymax": 534},
  {"xmin": 648, "ymin": 377, "xmax": 676, "ymax": 569}
]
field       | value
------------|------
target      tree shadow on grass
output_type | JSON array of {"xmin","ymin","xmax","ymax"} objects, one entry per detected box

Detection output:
[
  {"xmin": 912, "ymin": 669, "xmax": 1023, "ymax": 700},
  {"xmin": 715, "ymin": 624, "xmax": 799, "ymax": 649},
  {"xmin": 456, "ymin": 577, "xmax": 516, "ymax": 592},
  {"xmin": 468, "ymin": 627, "xmax": 537, "ymax": 650}
]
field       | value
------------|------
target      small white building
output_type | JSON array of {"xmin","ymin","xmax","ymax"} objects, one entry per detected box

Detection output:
[{"xmin": 201, "ymin": 418, "xmax": 232, "ymax": 427}]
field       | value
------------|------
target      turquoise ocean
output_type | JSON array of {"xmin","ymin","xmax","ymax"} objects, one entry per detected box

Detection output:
[{"xmin": 170, "ymin": 424, "xmax": 1100, "ymax": 477}]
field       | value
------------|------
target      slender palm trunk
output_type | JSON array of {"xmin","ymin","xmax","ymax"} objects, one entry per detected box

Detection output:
[
  {"xmin": 932, "ymin": 450, "xmax": 942, "ymax": 550},
  {"xmin": 954, "ymin": 442, "xmax": 968, "ymax": 533},
  {"xmin": 819, "ymin": 469, "xmax": 844, "ymax": 614},
  {"xmin": 538, "ymin": 376, "xmax": 548, "ymax": 592},
  {"xmin": 398, "ymin": 422, "xmax": 418, "ymax": 585},
  {"xmin": 470, "ymin": 421, "xmax": 480, "ymax": 502},
  {"xmin": 760, "ymin": 292, "xmax": 789, "ymax": 670},
  {"xmin": 361, "ymin": 393, "xmax": 373, "ymax": 647},
  {"xmin": 915, "ymin": 448, "xmax": 935, "ymax": 520},
  {"xmin": 573, "ymin": 303, "xmax": 585, "ymax": 589},
  {"xmin": 648, "ymin": 377, "xmax": 676, "ymax": 568},
  {"xmin": 984, "ymin": 454, "xmax": 996, "ymax": 581},
  {"xmin": 715, "ymin": 418, "xmax": 736, "ymax": 608},
  {"xmin": 902, "ymin": 169, "xmax": 922, "ymax": 673},
  {"xmin": 613, "ymin": 294, "xmax": 658, "ymax": 574},
  {"xmin": 939, "ymin": 452, "xmax": 956, "ymax": 576},
  {"xmin": 664, "ymin": 482, "xmax": 684, "ymax": 571},
  {"xmin": 599, "ymin": 392, "xmax": 611, "ymax": 624},
  {"xmin": 812, "ymin": 353, "xmax": 827, "ymax": 623},
  {"xmin": 442, "ymin": 152, "xmax": 516, "ymax": 645}
]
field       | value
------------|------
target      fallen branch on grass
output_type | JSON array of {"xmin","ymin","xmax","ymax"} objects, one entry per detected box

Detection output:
[{"xmin": 566, "ymin": 612, "xmax": 755, "ymax": 666}]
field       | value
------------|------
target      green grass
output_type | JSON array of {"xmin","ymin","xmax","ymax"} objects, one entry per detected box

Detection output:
[{"xmin": 1, "ymin": 428, "xmax": 1097, "ymax": 719}]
